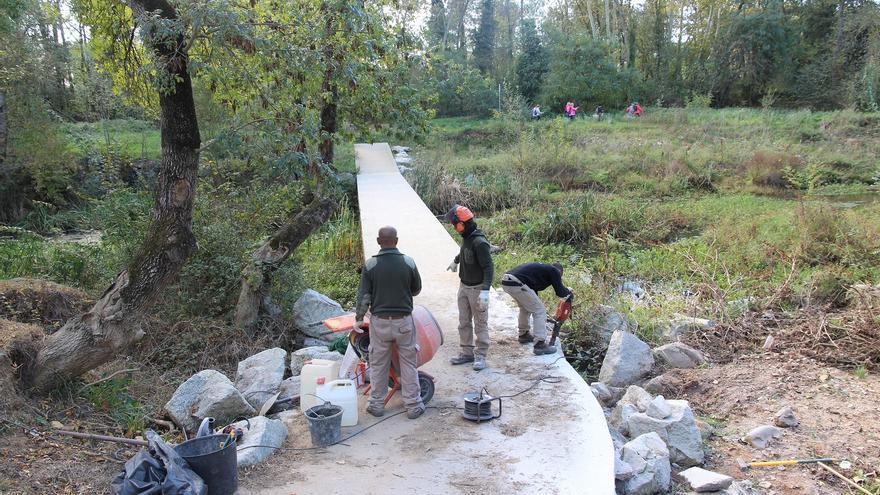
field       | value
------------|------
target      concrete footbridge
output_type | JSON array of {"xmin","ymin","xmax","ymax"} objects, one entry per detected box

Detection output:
[{"xmin": 245, "ymin": 143, "xmax": 614, "ymax": 494}]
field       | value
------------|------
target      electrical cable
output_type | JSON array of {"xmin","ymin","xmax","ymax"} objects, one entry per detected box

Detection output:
[
  {"xmin": 235, "ymin": 376, "xmax": 561, "ymax": 452},
  {"xmin": 236, "ymin": 410, "xmax": 407, "ymax": 452},
  {"xmin": 494, "ymin": 375, "xmax": 562, "ymax": 399}
]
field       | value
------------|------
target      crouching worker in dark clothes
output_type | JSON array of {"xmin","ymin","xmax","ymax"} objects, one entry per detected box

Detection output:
[
  {"xmin": 501, "ymin": 262, "xmax": 573, "ymax": 355},
  {"xmin": 354, "ymin": 226, "xmax": 425, "ymax": 419}
]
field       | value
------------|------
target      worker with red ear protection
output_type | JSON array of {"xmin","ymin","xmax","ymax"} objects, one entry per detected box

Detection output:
[{"xmin": 445, "ymin": 205, "xmax": 494, "ymax": 371}]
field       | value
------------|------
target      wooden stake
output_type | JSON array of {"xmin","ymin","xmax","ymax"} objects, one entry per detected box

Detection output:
[{"xmin": 817, "ymin": 462, "xmax": 873, "ymax": 495}]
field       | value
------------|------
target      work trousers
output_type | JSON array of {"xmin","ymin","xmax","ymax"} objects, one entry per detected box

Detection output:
[
  {"xmin": 501, "ymin": 274, "xmax": 548, "ymax": 341},
  {"xmin": 457, "ymin": 283, "xmax": 490, "ymax": 358},
  {"xmin": 368, "ymin": 315, "xmax": 423, "ymax": 411}
]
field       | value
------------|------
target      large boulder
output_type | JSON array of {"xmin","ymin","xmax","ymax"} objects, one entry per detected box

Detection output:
[
  {"xmin": 610, "ymin": 386, "xmax": 653, "ymax": 434},
  {"xmin": 591, "ymin": 305, "xmax": 632, "ymax": 345},
  {"xmin": 646, "ymin": 395, "xmax": 672, "ymax": 420},
  {"xmin": 621, "ymin": 432, "xmax": 671, "ymax": 495},
  {"xmin": 653, "ymin": 342, "xmax": 707, "ymax": 369},
  {"xmin": 591, "ymin": 381, "xmax": 626, "ymax": 408},
  {"xmin": 232, "ymin": 416, "xmax": 288, "ymax": 468},
  {"xmin": 289, "ymin": 346, "xmax": 342, "ymax": 377},
  {"xmin": 235, "ymin": 348, "xmax": 288, "ymax": 409},
  {"xmin": 599, "ymin": 330, "xmax": 654, "ymax": 387},
  {"xmin": 291, "ymin": 290, "xmax": 344, "ymax": 340},
  {"xmin": 278, "ymin": 376, "xmax": 301, "ymax": 405},
  {"xmin": 642, "ymin": 374, "xmax": 674, "ymax": 395},
  {"xmin": 662, "ymin": 314, "xmax": 715, "ymax": 341},
  {"xmin": 165, "ymin": 370, "xmax": 255, "ymax": 432},
  {"xmin": 626, "ymin": 399, "xmax": 704, "ymax": 467}
]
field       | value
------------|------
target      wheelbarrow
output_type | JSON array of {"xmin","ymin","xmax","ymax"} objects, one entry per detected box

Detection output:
[{"xmin": 322, "ymin": 305, "xmax": 443, "ymax": 405}]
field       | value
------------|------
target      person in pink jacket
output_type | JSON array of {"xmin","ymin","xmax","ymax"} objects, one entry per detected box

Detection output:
[{"xmin": 564, "ymin": 101, "xmax": 578, "ymax": 120}]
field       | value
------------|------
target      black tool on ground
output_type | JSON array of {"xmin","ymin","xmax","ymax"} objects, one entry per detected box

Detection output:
[
  {"xmin": 547, "ymin": 293, "xmax": 574, "ymax": 347},
  {"xmin": 462, "ymin": 390, "xmax": 502, "ymax": 422}
]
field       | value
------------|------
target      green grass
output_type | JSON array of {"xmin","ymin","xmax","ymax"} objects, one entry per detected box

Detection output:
[
  {"xmin": 854, "ymin": 365, "xmax": 869, "ymax": 379},
  {"xmin": 63, "ymin": 119, "xmax": 161, "ymax": 160},
  {"xmin": 411, "ymin": 108, "xmax": 880, "ymax": 333}
]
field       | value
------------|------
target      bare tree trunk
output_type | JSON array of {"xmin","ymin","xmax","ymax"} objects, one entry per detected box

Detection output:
[
  {"xmin": 442, "ymin": 0, "xmax": 450, "ymax": 50},
  {"xmin": 20, "ymin": 0, "xmax": 201, "ymax": 393},
  {"xmin": 604, "ymin": 0, "xmax": 612, "ymax": 40},
  {"xmin": 582, "ymin": 0, "xmax": 599, "ymax": 39},
  {"xmin": 457, "ymin": 0, "xmax": 472, "ymax": 52},
  {"xmin": 234, "ymin": 198, "xmax": 338, "ymax": 330},
  {"xmin": 505, "ymin": 0, "xmax": 514, "ymax": 68},
  {"xmin": 0, "ymin": 92, "xmax": 6, "ymax": 165},
  {"xmin": 318, "ymin": 1, "xmax": 342, "ymax": 165},
  {"xmin": 55, "ymin": 0, "xmax": 74, "ymax": 101}
]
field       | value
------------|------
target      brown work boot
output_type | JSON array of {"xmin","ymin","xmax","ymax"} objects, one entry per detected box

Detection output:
[
  {"xmin": 518, "ymin": 332, "xmax": 534, "ymax": 344},
  {"xmin": 366, "ymin": 403, "xmax": 384, "ymax": 418},
  {"xmin": 406, "ymin": 405, "xmax": 426, "ymax": 419},
  {"xmin": 450, "ymin": 354, "xmax": 475, "ymax": 365}
]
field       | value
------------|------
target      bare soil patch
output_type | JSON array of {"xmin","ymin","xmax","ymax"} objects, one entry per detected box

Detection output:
[{"xmin": 652, "ymin": 308, "xmax": 880, "ymax": 494}]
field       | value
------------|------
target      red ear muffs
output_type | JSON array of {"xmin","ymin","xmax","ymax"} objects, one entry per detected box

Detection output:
[{"xmin": 448, "ymin": 205, "xmax": 474, "ymax": 233}]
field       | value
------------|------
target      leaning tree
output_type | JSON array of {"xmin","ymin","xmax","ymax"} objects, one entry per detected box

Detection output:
[{"xmin": 9, "ymin": 0, "xmax": 202, "ymax": 393}]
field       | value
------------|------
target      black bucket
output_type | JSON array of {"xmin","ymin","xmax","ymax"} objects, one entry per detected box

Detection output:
[
  {"xmin": 174, "ymin": 433, "xmax": 238, "ymax": 495},
  {"xmin": 305, "ymin": 402, "xmax": 343, "ymax": 447}
]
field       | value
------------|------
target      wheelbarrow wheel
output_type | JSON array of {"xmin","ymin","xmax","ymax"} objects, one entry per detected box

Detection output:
[{"xmin": 418, "ymin": 371, "xmax": 435, "ymax": 404}]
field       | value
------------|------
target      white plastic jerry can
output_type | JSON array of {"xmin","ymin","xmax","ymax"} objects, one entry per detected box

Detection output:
[
  {"xmin": 300, "ymin": 359, "xmax": 342, "ymax": 413},
  {"xmin": 316, "ymin": 379, "xmax": 359, "ymax": 426}
]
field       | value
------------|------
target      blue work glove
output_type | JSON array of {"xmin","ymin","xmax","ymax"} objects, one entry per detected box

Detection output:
[
  {"xmin": 353, "ymin": 320, "xmax": 365, "ymax": 333},
  {"xmin": 478, "ymin": 290, "xmax": 490, "ymax": 311}
]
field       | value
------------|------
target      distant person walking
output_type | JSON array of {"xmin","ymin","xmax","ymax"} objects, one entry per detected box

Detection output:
[
  {"xmin": 501, "ymin": 262, "xmax": 572, "ymax": 356},
  {"xmin": 594, "ymin": 105, "xmax": 605, "ymax": 121},
  {"xmin": 446, "ymin": 205, "xmax": 494, "ymax": 371},
  {"xmin": 565, "ymin": 100, "xmax": 578, "ymax": 121},
  {"xmin": 355, "ymin": 226, "xmax": 425, "ymax": 419},
  {"xmin": 532, "ymin": 104, "xmax": 542, "ymax": 120},
  {"xmin": 634, "ymin": 102, "xmax": 643, "ymax": 117}
]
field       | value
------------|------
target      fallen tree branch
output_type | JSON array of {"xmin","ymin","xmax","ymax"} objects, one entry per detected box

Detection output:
[
  {"xmin": 144, "ymin": 415, "xmax": 177, "ymax": 431},
  {"xmin": 55, "ymin": 429, "xmax": 149, "ymax": 447}
]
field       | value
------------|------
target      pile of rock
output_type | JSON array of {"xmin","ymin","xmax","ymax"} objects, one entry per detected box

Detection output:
[
  {"xmin": 392, "ymin": 145, "xmax": 412, "ymax": 173},
  {"xmin": 162, "ymin": 289, "xmax": 347, "ymax": 468},
  {"xmin": 592, "ymin": 315, "xmax": 749, "ymax": 494}
]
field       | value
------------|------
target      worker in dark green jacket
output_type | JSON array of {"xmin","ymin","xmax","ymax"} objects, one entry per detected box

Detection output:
[
  {"xmin": 355, "ymin": 226, "xmax": 425, "ymax": 419},
  {"xmin": 445, "ymin": 205, "xmax": 494, "ymax": 371}
]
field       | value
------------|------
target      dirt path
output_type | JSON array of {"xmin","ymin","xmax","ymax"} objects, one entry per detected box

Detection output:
[{"xmin": 238, "ymin": 143, "xmax": 614, "ymax": 494}]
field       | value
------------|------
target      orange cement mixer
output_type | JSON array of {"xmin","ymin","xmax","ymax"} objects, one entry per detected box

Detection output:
[{"xmin": 322, "ymin": 305, "xmax": 443, "ymax": 404}]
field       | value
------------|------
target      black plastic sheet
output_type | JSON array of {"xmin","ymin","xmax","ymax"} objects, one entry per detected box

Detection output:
[{"xmin": 110, "ymin": 430, "xmax": 206, "ymax": 495}]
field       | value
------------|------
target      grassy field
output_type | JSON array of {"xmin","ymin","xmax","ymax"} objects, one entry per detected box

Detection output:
[{"xmin": 411, "ymin": 109, "xmax": 880, "ymax": 347}]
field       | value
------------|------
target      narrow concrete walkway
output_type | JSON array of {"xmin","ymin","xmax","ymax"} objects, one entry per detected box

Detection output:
[{"xmin": 243, "ymin": 143, "xmax": 613, "ymax": 494}]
